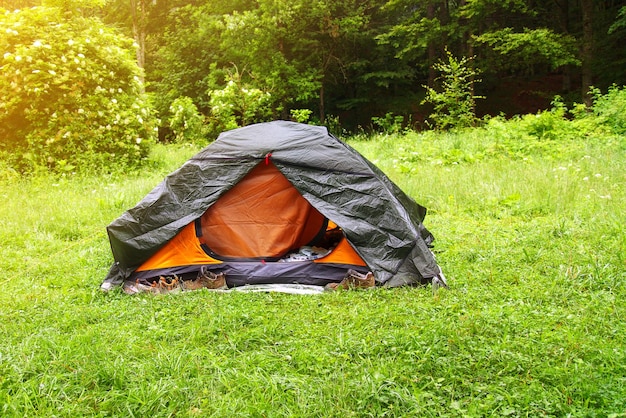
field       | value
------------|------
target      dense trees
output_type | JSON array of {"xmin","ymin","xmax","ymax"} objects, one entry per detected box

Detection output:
[
  {"xmin": 138, "ymin": 0, "xmax": 626, "ymax": 131},
  {"xmin": 1, "ymin": 0, "xmax": 625, "ymax": 172}
]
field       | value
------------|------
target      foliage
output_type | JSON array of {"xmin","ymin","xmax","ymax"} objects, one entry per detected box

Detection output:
[
  {"xmin": 97, "ymin": 0, "xmax": 626, "ymax": 130},
  {"xmin": 354, "ymin": 95, "xmax": 623, "ymax": 172},
  {"xmin": 591, "ymin": 85, "xmax": 626, "ymax": 135},
  {"xmin": 149, "ymin": 5, "xmax": 226, "ymax": 118},
  {"xmin": 609, "ymin": 6, "xmax": 626, "ymax": 34},
  {"xmin": 289, "ymin": 108, "xmax": 313, "ymax": 123},
  {"xmin": 206, "ymin": 68, "xmax": 274, "ymax": 137},
  {"xmin": 1, "ymin": 112, "xmax": 625, "ymax": 416},
  {"xmin": 422, "ymin": 51, "xmax": 482, "ymax": 130},
  {"xmin": 371, "ymin": 112, "xmax": 404, "ymax": 134},
  {"xmin": 168, "ymin": 96, "xmax": 204, "ymax": 143},
  {"xmin": 473, "ymin": 28, "xmax": 580, "ymax": 73},
  {"xmin": 0, "ymin": 6, "xmax": 155, "ymax": 174},
  {"xmin": 150, "ymin": 0, "xmax": 390, "ymax": 128}
]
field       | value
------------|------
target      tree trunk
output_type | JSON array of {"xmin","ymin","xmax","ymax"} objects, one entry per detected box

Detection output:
[
  {"xmin": 581, "ymin": 0, "xmax": 593, "ymax": 107},
  {"xmin": 131, "ymin": 0, "xmax": 147, "ymax": 86}
]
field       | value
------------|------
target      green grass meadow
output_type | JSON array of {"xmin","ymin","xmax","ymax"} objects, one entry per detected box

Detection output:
[{"xmin": 1, "ymin": 126, "xmax": 625, "ymax": 416}]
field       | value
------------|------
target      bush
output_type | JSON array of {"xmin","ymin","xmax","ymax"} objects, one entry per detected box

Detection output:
[
  {"xmin": 169, "ymin": 96, "xmax": 204, "ymax": 143},
  {"xmin": 0, "ymin": 6, "xmax": 156, "ymax": 174},
  {"xmin": 592, "ymin": 85, "xmax": 626, "ymax": 134},
  {"xmin": 206, "ymin": 70, "xmax": 273, "ymax": 137},
  {"xmin": 290, "ymin": 109, "xmax": 312, "ymax": 123},
  {"xmin": 372, "ymin": 112, "xmax": 404, "ymax": 134},
  {"xmin": 422, "ymin": 50, "xmax": 482, "ymax": 130}
]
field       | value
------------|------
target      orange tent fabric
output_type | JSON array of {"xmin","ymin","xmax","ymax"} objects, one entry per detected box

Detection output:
[
  {"xmin": 314, "ymin": 237, "xmax": 367, "ymax": 267},
  {"xmin": 136, "ymin": 222, "xmax": 221, "ymax": 272},
  {"xmin": 198, "ymin": 162, "xmax": 326, "ymax": 258}
]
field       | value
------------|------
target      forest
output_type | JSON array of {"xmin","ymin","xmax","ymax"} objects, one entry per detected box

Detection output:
[{"xmin": 1, "ymin": 0, "xmax": 625, "ymax": 173}]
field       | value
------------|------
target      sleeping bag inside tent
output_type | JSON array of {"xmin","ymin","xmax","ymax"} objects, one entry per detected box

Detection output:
[{"xmin": 101, "ymin": 121, "xmax": 444, "ymax": 291}]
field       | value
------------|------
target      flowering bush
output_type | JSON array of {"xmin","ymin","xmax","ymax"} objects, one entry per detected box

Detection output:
[
  {"xmin": 169, "ymin": 96, "xmax": 204, "ymax": 143},
  {"xmin": 0, "ymin": 6, "xmax": 155, "ymax": 174}
]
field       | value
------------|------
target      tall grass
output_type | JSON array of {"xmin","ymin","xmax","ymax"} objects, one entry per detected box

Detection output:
[{"xmin": 1, "ymin": 119, "xmax": 625, "ymax": 416}]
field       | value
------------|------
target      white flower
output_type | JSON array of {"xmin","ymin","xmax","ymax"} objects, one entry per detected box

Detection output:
[
  {"xmin": 3, "ymin": 52, "xmax": 10, "ymax": 59},
  {"xmin": 33, "ymin": 40, "xmax": 42, "ymax": 47},
  {"xmin": 48, "ymin": 70, "xmax": 56, "ymax": 75},
  {"xmin": 68, "ymin": 39, "xmax": 74, "ymax": 46},
  {"xmin": 136, "ymin": 138, "xmax": 142, "ymax": 144}
]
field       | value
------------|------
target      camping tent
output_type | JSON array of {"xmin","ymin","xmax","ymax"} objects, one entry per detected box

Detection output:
[{"xmin": 101, "ymin": 121, "xmax": 445, "ymax": 291}]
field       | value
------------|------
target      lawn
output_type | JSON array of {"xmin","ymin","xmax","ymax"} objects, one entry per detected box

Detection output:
[{"xmin": 1, "ymin": 123, "xmax": 625, "ymax": 417}]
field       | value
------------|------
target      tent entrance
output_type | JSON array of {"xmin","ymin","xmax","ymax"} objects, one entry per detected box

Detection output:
[
  {"xmin": 133, "ymin": 160, "xmax": 368, "ymax": 283},
  {"xmin": 197, "ymin": 161, "xmax": 327, "ymax": 260}
]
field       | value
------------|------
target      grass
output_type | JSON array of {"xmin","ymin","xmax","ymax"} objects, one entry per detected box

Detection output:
[{"xmin": 1, "ymin": 123, "xmax": 625, "ymax": 417}]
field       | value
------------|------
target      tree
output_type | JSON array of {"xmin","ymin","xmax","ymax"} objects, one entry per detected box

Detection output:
[
  {"xmin": 580, "ymin": 0, "xmax": 594, "ymax": 106},
  {"xmin": 422, "ymin": 50, "xmax": 482, "ymax": 129},
  {"xmin": 149, "ymin": 0, "xmax": 387, "ymax": 127},
  {"xmin": 0, "ymin": 5, "xmax": 155, "ymax": 173},
  {"xmin": 99, "ymin": 0, "xmax": 626, "ymax": 130}
]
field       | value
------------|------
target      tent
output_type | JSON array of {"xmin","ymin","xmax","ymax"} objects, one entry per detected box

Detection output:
[{"xmin": 101, "ymin": 121, "xmax": 445, "ymax": 291}]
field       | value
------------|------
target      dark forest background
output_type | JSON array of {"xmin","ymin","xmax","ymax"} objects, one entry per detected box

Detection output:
[{"xmin": 2, "ymin": 0, "xmax": 625, "ymax": 141}]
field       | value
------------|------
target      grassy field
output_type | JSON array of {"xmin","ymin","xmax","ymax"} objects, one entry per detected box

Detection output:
[{"xmin": 1, "ymin": 121, "xmax": 625, "ymax": 417}]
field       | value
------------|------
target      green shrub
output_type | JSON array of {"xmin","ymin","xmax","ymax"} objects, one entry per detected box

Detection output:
[
  {"xmin": 592, "ymin": 85, "xmax": 626, "ymax": 134},
  {"xmin": 168, "ymin": 96, "xmax": 204, "ymax": 143},
  {"xmin": 289, "ymin": 108, "xmax": 312, "ymax": 123},
  {"xmin": 372, "ymin": 112, "xmax": 404, "ymax": 134},
  {"xmin": 422, "ymin": 50, "xmax": 482, "ymax": 130},
  {"xmin": 206, "ymin": 70, "xmax": 273, "ymax": 137},
  {"xmin": 0, "ymin": 6, "xmax": 156, "ymax": 174}
]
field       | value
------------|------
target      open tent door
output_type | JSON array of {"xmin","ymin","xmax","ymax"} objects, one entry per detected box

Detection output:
[
  {"xmin": 197, "ymin": 161, "xmax": 327, "ymax": 259},
  {"xmin": 131, "ymin": 161, "xmax": 368, "ymax": 285}
]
